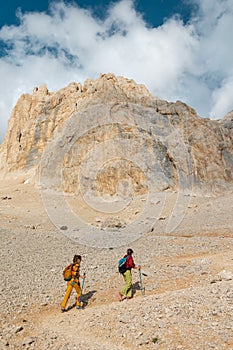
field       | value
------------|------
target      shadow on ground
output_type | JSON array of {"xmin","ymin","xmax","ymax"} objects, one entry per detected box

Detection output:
[{"xmin": 66, "ymin": 290, "xmax": 97, "ymax": 311}]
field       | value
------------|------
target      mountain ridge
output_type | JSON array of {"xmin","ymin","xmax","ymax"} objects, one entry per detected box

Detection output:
[{"xmin": 0, "ymin": 73, "xmax": 232, "ymax": 195}]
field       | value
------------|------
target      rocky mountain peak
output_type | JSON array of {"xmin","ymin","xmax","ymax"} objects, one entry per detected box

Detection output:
[{"xmin": 0, "ymin": 73, "xmax": 232, "ymax": 195}]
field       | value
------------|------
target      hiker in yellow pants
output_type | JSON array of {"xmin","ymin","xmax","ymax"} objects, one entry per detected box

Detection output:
[
  {"xmin": 118, "ymin": 248, "xmax": 141, "ymax": 301},
  {"xmin": 61, "ymin": 255, "xmax": 85, "ymax": 312}
]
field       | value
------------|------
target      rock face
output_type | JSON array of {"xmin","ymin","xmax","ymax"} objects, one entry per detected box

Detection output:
[{"xmin": 0, "ymin": 73, "xmax": 233, "ymax": 194}]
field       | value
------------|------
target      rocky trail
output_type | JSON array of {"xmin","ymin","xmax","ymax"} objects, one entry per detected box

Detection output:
[{"xmin": 0, "ymin": 178, "xmax": 233, "ymax": 349}]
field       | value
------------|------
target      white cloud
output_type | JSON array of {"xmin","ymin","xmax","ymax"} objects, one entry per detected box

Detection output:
[
  {"xmin": 0, "ymin": 0, "xmax": 233, "ymax": 143},
  {"xmin": 189, "ymin": 0, "xmax": 233, "ymax": 115},
  {"xmin": 210, "ymin": 77, "xmax": 233, "ymax": 118}
]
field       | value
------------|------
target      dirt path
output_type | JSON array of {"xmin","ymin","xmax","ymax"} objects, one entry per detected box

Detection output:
[{"xmin": 0, "ymin": 178, "xmax": 233, "ymax": 349}]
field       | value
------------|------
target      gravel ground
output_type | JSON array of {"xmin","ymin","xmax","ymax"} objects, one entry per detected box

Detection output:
[{"xmin": 0, "ymin": 179, "xmax": 233, "ymax": 349}]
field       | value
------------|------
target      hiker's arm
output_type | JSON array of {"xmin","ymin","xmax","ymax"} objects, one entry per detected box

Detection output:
[
  {"xmin": 130, "ymin": 256, "xmax": 140, "ymax": 270},
  {"xmin": 80, "ymin": 273, "xmax": 86, "ymax": 279}
]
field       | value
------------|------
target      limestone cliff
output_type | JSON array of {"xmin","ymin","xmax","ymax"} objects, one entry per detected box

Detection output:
[{"xmin": 0, "ymin": 73, "xmax": 232, "ymax": 194}]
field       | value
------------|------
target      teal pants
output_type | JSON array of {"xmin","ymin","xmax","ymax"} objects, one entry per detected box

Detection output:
[{"xmin": 120, "ymin": 269, "xmax": 132, "ymax": 298}]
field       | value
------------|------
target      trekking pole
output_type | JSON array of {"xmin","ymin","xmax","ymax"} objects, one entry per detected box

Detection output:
[
  {"xmin": 139, "ymin": 269, "xmax": 145, "ymax": 296},
  {"xmin": 80, "ymin": 272, "xmax": 86, "ymax": 306}
]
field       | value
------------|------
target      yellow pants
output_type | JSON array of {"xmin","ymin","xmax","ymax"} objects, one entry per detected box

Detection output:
[
  {"xmin": 120, "ymin": 269, "xmax": 133, "ymax": 298},
  {"xmin": 61, "ymin": 280, "xmax": 81, "ymax": 309}
]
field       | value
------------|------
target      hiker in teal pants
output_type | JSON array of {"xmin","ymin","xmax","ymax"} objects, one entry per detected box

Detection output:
[{"xmin": 118, "ymin": 248, "xmax": 141, "ymax": 301}]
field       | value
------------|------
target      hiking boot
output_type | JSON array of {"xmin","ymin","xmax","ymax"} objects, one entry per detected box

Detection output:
[{"xmin": 61, "ymin": 308, "xmax": 66, "ymax": 313}]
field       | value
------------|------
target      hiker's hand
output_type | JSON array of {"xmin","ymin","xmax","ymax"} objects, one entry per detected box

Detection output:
[{"xmin": 137, "ymin": 265, "xmax": 141, "ymax": 270}]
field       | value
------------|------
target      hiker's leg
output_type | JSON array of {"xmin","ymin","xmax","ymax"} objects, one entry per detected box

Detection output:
[
  {"xmin": 73, "ymin": 282, "xmax": 81, "ymax": 307},
  {"xmin": 120, "ymin": 270, "xmax": 132, "ymax": 298},
  {"xmin": 125, "ymin": 270, "xmax": 133, "ymax": 298},
  {"xmin": 61, "ymin": 282, "xmax": 73, "ymax": 309},
  {"xmin": 120, "ymin": 273, "xmax": 128, "ymax": 297}
]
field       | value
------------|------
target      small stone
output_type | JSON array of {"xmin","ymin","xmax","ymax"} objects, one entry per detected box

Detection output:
[
  {"xmin": 135, "ymin": 330, "xmax": 143, "ymax": 339},
  {"xmin": 217, "ymin": 270, "xmax": 233, "ymax": 281},
  {"xmin": 60, "ymin": 226, "xmax": 68, "ymax": 230},
  {"xmin": 23, "ymin": 337, "xmax": 35, "ymax": 345},
  {"xmin": 15, "ymin": 326, "xmax": 24, "ymax": 333},
  {"xmin": 158, "ymin": 216, "xmax": 166, "ymax": 220}
]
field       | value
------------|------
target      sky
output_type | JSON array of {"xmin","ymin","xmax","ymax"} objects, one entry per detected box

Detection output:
[{"xmin": 0, "ymin": 0, "xmax": 233, "ymax": 143}]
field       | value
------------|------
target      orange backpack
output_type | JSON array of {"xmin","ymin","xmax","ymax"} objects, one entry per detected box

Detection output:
[{"xmin": 63, "ymin": 264, "xmax": 73, "ymax": 281}]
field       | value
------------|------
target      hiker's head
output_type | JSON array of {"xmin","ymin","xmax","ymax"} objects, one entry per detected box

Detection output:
[
  {"xmin": 127, "ymin": 248, "xmax": 133, "ymax": 256},
  {"xmin": 73, "ymin": 254, "xmax": 81, "ymax": 264}
]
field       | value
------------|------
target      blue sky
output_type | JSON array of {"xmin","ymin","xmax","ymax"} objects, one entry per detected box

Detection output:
[
  {"xmin": 0, "ymin": 0, "xmax": 233, "ymax": 143},
  {"xmin": 0, "ymin": 1, "xmax": 193, "ymax": 27}
]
